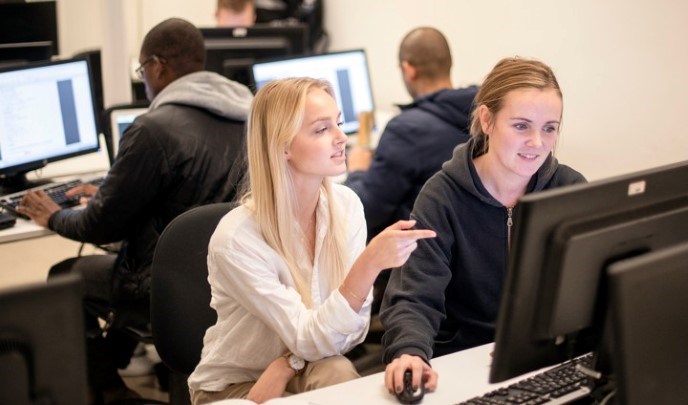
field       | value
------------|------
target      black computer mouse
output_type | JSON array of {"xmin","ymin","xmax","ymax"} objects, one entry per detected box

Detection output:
[{"xmin": 395, "ymin": 369, "xmax": 425, "ymax": 404}]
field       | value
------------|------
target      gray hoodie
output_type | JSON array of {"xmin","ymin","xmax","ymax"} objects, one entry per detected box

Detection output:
[{"xmin": 149, "ymin": 71, "xmax": 253, "ymax": 120}]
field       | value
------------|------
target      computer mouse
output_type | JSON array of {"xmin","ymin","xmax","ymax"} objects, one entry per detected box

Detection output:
[{"xmin": 395, "ymin": 369, "xmax": 425, "ymax": 404}]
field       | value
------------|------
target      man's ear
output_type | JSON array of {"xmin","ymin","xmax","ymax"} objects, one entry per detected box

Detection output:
[
  {"xmin": 156, "ymin": 62, "xmax": 177, "ymax": 90},
  {"xmin": 400, "ymin": 61, "xmax": 417, "ymax": 82},
  {"xmin": 159, "ymin": 60, "xmax": 173, "ymax": 80}
]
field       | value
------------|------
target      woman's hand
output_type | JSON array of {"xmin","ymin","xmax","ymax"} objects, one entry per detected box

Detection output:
[
  {"xmin": 246, "ymin": 355, "xmax": 294, "ymax": 403},
  {"xmin": 341, "ymin": 220, "xmax": 435, "ymax": 310},
  {"xmin": 384, "ymin": 354, "xmax": 438, "ymax": 395},
  {"xmin": 360, "ymin": 219, "xmax": 436, "ymax": 271}
]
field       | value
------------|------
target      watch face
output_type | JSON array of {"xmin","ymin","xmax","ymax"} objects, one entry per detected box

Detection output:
[{"xmin": 288, "ymin": 354, "xmax": 305, "ymax": 371}]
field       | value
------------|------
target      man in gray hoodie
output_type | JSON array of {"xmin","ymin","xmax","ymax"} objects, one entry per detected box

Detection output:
[{"xmin": 18, "ymin": 18, "xmax": 253, "ymax": 403}]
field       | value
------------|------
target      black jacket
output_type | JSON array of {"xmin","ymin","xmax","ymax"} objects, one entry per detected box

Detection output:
[
  {"xmin": 380, "ymin": 137, "xmax": 587, "ymax": 363},
  {"xmin": 345, "ymin": 86, "xmax": 477, "ymax": 239},
  {"xmin": 48, "ymin": 71, "xmax": 253, "ymax": 302}
]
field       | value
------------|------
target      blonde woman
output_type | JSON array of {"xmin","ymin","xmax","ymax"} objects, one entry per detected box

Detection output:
[{"xmin": 188, "ymin": 77, "xmax": 435, "ymax": 404}]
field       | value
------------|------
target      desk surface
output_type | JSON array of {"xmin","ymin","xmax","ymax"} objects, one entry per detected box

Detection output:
[
  {"xmin": 0, "ymin": 217, "xmax": 52, "ymax": 244},
  {"xmin": 213, "ymin": 343, "xmax": 546, "ymax": 405}
]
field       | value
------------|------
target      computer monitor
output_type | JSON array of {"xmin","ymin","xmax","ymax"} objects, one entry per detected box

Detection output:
[
  {"xmin": 106, "ymin": 106, "xmax": 148, "ymax": 164},
  {"xmin": 254, "ymin": 0, "xmax": 325, "ymax": 52},
  {"xmin": 0, "ymin": 58, "xmax": 101, "ymax": 193},
  {"xmin": 251, "ymin": 49, "xmax": 376, "ymax": 134},
  {"xmin": 0, "ymin": 41, "xmax": 53, "ymax": 69},
  {"xmin": 0, "ymin": 275, "xmax": 88, "ymax": 405},
  {"xmin": 607, "ymin": 241, "xmax": 688, "ymax": 404},
  {"xmin": 72, "ymin": 49, "xmax": 104, "ymax": 127},
  {"xmin": 489, "ymin": 160, "xmax": 688, "ymax": 385},
  {"xmin": 0, "ymin": 1, "xmax": 59, "ymax": 56},
  {"xmin": 199, "ymin": 23, "xmax": 310, "ymax": 88}
]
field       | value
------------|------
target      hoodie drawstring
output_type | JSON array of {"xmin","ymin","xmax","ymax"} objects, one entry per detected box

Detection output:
[{"xmin": 506, "ymin": 207, "xmax": 514, "ymax": 250}]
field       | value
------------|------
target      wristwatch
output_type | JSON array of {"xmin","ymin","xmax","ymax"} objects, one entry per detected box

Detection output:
[{"xmin": 284, "ymin": 353, "xmax": 306, "ymax": 375}]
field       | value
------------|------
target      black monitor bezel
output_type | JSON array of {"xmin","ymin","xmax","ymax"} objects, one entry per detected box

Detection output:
[
  {"xmin": 199, "ymin": 24, "xmax": 310, "ymax": 89},
  {"xmin": 0, "ymin": 2, "xmax": 59, "ymax": 55},
  {"xmin": 199, "ymin": 23, "xmax": 310, "ymax": 56},
  {"xmin": 0, "ymin": 41, "xmax": 54, "ymax": 68},
  {"xmin": 607, "ymin": 241, "xmax": 688, "ymax": 404},
  {"xmin": 489, "ymin": 160, "xmax": 688, "ymax": 383},
  {"xmin": 533, "ymin": 197, "xmax": 688, "ymax": 341}
]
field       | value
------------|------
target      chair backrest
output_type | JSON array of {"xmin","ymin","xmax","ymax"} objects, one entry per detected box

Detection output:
[
  {"xmin": 0, "ymin": 275, "xmax": 88, "ymax": 405},
  {"xmin": 150, "ymin": 202, "xmax": 235, "ymax": 375}
]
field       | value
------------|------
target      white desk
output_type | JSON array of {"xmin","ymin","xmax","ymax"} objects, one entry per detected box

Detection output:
[
  {"xmin": 212, "ymin": 343, "xmax": 551, "ymax": 405},
  {"xmin": 0, "ymin": 217, "xmax": 52, "ymax": 244}
]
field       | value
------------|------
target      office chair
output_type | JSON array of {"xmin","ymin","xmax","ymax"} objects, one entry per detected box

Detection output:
[{"xmin": 150, "ymin": 202, "xmax": 235, "ymax": 405}]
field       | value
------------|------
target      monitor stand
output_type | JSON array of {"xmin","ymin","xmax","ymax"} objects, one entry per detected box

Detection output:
[
  {"xmin": 582, "ymin": 273, "xmax": 619, "ymax": 404},
  {"xmin": 0, "ymin": 172, "xmax": 53, "ymax": 196}
]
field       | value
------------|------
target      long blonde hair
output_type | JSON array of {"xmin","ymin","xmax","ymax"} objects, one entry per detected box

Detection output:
[{"xmin": 242, "ymin": 77, "xmax": 348, "ymax": 307}]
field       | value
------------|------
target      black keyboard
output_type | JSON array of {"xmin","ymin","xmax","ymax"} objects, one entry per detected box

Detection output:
[
  {"xmin": 457, "ymin": 354, "xmax": 593, "ymax": 405},
  {"xmin": 0, "ymin": 177, "xmax": 104, "ymax": 220}
]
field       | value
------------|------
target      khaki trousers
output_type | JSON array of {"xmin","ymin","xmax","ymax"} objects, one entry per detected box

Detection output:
[{"xmin": 190, "ymin": 355, "xmax": 360, "ymax": 405}]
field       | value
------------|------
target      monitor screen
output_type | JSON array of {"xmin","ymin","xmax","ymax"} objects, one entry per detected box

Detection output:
[
  {"xmin": 200, "ymin": 23, "xmax": 309, "ymax": 88},
  {"xmin": 0, "ymin": 275, "xmax": 88, "ymax": 404},
  {"xmin": 251, "ymin": 49, "xmax": 376, "ymax": 134},
  {"xmin": 108, "ymin": 107, "xmax": 147, "ymax": 160},
  {"xmin": 0, "ymin": 58, "xmax": 100, "ymax": 193},
  {"xmin": 0, "ymin": 2, "xmax": 59, "ymax": 55},
  {"xmin": 607, "ymin": 241, "xmax": 688, "ymax": 404},
  {"xmin": 489, "ymin": 160, "xmax": 688, "ymax": 385}
]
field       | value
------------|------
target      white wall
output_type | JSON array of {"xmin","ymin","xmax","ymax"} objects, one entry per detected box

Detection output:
[
  {"xmin": 324, "ymin": 0, "xmax": 688, "ymax": 181},
  {"xmin": 58, "ymin": 0, "xmax": 688, "ymax": 181}
]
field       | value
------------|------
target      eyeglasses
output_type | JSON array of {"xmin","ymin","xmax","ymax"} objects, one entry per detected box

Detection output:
[{"xmin": 135, "ymin": 56, "xmax": 157, "ymax": 79}]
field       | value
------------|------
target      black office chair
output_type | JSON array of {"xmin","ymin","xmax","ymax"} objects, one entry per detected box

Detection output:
[{"xmin": 150, "ymin": 202, "xmax": 235, "ymax": 405}]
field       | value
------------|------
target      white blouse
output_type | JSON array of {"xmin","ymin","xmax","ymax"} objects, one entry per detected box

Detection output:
[{"xmin": 188, "ymin": 184, "xmax": 370, "ymax": 392}]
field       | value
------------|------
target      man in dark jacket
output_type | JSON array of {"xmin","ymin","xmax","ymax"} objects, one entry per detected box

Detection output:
[
  {"xmin": 344, "ymin": 27, "xmax": 477, "ymax": 313},
  {"xmin": 346, "ymin": 27, "xmax": 476, "ymax": 241},
  {"xmin": 18, "ymin": 18, "xmax": 253, "ymax": 402}
]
